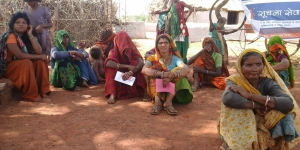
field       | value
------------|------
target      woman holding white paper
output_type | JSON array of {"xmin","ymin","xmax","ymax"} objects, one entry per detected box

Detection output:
[
  {"xmin": 104, "ymin": 31, "xmax": 147, "ymax": 104},
  {"xmin": 142, "ymin": 34, "xmax": 192, "ymax": 115}
]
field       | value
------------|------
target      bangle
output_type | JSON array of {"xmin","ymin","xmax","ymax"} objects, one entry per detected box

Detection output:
[
  {"xmin": 251, "ymin": 100, "xmax": 255, "ymax": 109},
  {"xmin": 161, "ymin": 71, "xmax": 164, "ymax": 78},
  {"xmin": 116, "ymin": 63, "xmax": 120, "ymax": 70},
  {"xmin": 29, "ymin": 35, "xmax": 35, "ymax": 40},
  {"xmin": 206, "ymin": 70, "xmax": 208, "ymax": 74},
  {"xmin": 34, "ymin": 54, "xmax": 37, "ymax": 60},
  {"xmin": 265, "ymin": 95, "xmax": 270, "ymax": 106}
]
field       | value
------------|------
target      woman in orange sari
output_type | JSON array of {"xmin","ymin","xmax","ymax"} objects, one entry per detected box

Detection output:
[
  {"xmin": 187, "ymin": 37, "xmax": 229, "ymax": 92},
  {"xmin": 104, "ymin": 31, "xmax": 147, "ymax": 104},
  {"xmin": 0, "ymin": 12, "xmax": 50, "ymax": 102}
]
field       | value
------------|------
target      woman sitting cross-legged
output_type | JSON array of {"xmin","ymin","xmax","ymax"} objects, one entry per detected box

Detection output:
[
  {"xmin": 218, "ymin": 49, "xmax": 300, "ymax": 149},
  {"xmin": 50, "ymin": 30, "xmax": 98, "ymax": 91},
  {"xmin": 0, "ymin": 12, "xmax": 51, "ymax": 102},
  {"xmin": 142, "ymin": 34, "xmax": 193, "ymax": 115},
  {"xmin": 104, "ymin": 31, "xmax": 147, "ymax": 104},
  {"xmin": 187, "ymin": 37, "xmax": 229, "ymax": 92}
]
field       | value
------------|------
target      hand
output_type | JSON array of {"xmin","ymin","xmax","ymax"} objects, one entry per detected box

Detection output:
[
  {"xmin": 254, "ymin": 109, "xmax": 266, "ymax": 115},
  {"xmin": 35, "ymin": 25, "xmax": 43, "ymax": 34},
  {"xmin": 122, "ymin": 71, "xmax": 133, "ymax": 81},
  {"xmin": 70, "ymin": 51, "xmax": 84, "ymax": 60},
  {"xmin": 162, "ymin": 78, "xmax": 171, "ymax": 88},
  {"xmin": 27, "ymin": 25, "xmax": 33, "ymax": 35},
  {"xmin": 164, "ymin": 72, "xmax": 175, "ymax": 79},
  {"xmin": 229, "ymin": 85, "xmax": 250, "ymax": 99},
  {"xmin": 39, "ymin": 54, "xmax": 47, "ymax": 61},
  {"xmin": 126, "ymin": 65, "xmax": 136, "ymax": 72},
  {"xmin": 193, "ymin": 66, "xmax": 205, "ymax": 73}
]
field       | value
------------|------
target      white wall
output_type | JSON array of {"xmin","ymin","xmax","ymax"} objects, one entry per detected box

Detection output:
[{"xmin": 114, "ymin": 11, "xmax": 257, "ymax": 42}]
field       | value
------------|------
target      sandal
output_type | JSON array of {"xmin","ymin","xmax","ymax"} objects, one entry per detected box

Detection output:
[
  {"xmin": 150, "ymin": 105, "xmax": 162, "ymax": 115},
  {"xmin": 164, "ymin": 105, "xmax": 178, "ymax": 115}
]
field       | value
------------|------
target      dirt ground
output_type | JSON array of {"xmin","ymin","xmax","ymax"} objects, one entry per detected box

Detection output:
[{"xmin": 1, "ymin": 39, "xmax": 300, "ymax": 150}]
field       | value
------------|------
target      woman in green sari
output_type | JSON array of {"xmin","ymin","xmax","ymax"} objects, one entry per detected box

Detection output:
[
  {"xmin": 50, "ymin": 30, "xmax": 97, "ymax": 91},
  {"xmin": 142, "ymin": 34, "xmax": 192, "ymax": 115},
  {"xmin": 265, "ymin": 36, "xmax": 294, "ymax": 88},
  {"xmin": 167, "ymin": 0, "xmax": 193, "ymax": 63}
]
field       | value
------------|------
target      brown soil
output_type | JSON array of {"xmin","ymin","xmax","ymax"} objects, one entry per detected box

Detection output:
[{"xmin": 1, "ymin": 39, "xmax": 300, "ymax": 150}]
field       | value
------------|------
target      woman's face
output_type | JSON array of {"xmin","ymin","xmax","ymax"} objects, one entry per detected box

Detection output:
[
  {"xmin": 157, "ymin": 38, "xmax": 170, "ymax": 54},
  {"xmin": 26, "ymin": 1, "xmax": 38, "ymax": 8},
  {"xmin": 242, "ymin": 55, "xmax": 264, "ymax": 81},
  {"xmin": 271, "ymin": 48, "xmax": 280, "ymax": 55},
  {"xmin": 204, "ymin": 42, "xmax": 213, "ymax": 53},
  {"xmin": 13, "ymin": 18, "xmax": 28, "ymax": 33},
  {"xmin": 62, "ymin": 35, "xmax": 70, "ymax": 47}
]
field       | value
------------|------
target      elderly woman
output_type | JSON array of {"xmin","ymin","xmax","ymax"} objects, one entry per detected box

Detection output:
[
  {"xmin": 265, "ymin": 35, "xmax": 294, "ymax": 88},
  {"xmin": 94, "ymin": 29, "xmax": 115, "ymax": 58},
  {"xmin": 0, "ymin": 12, "xmax": 50, "ymax": 102},
  {"xmin": 187, "ymin": 37, "xmax": 229, "ymax": 92},
  {"xmin": 218, "ymin": 49, "xmax": 300, "ymax": 149},
  {"xmin": 142, "ymin": 34, "xmax": 192, "ymax": 115},
  {"xmin": 50, "ymin": 30, "xmax": 97, "ymax": 91},
  {"xmin": 104, "ymin": 31, "xmax": 147, "ymax": 104}
]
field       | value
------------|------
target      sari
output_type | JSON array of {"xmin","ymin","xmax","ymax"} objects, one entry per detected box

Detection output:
[
  {"xmin": 168, "ymin": 1, "xmax": 189, "ymax": 63},
  {"xmin": 94, "ymin": 29, "xmax": 115, "ymax": 57},
  {"xmin": 218, "ymin": 49, "xmax": 300, "ymax": 149},
  {"xmin": 265, "ymin": 36, "xmax": 295, "ymax": 88},
  {"xmin": 210, "ymin": 23, "xmax": 225, "ymax": 55},
  {"xmin": 146, "ymin": 34, "xmax": 192, "ymax": 104},
  {"xmin": 104, "ymin": 31, "xmax": 146, "ymax": 99},
  {"xmin": 1, "ymin": 31, "xmax": 50, "ymax": 101},
  {"xmin": 50, "ymin": 30, "xmax": 82, "ymax": 91},
  {"xmin": 192, "ymin": 37, "xmax": 229, "ymax": 90}
]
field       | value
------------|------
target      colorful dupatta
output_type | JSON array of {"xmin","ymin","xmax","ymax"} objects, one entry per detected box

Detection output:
[
  {"xmin": 168, "ymin": 3, "xmax": 180, "ymax": 39},
  {"xmin": 0, "ymin": 31, "xmax": 28, "ymax": 78},
  {"xmin": 219, "ymin": 49, "xmax": 300, "ymax": 149},
  {"xmin": 146, "ymin": 34, "xmax": 192, "ymax": 104},
  {"xmin": 266, "ymin": 36, "xmax": 295, "ymax": 88}
]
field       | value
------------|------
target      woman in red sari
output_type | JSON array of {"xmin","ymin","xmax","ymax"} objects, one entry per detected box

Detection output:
[{"xmin": 104, "ymin": 31, "xmax": 147, "ymax": 104}]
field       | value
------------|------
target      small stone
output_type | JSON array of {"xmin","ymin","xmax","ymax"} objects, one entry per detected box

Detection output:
[{"xmin": 81, "ymin": 95, "xmax": 92, "ymax": 98}]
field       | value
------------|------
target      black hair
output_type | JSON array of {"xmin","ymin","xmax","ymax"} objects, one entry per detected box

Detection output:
[
  {"xmin": 241, "ymin": 52, "xmax": 264, "ymax": 66},
  {"xmin": 24, "ymin": 0, "xmax": 42, "ymax": 2},
  {"xmin": 8, "ymin": 12, "xmax": 30, "ymax": 31},
  {"xmin": 155, "ymin": 34, "xmax": 171, "ymax": 47},
  {"xmin": 8, "ymin": 12, "xmax": 36, "ymax": 53},
  {"xmin": 90, "ymin": 47, "xmax": 102, "ymax": 59}
]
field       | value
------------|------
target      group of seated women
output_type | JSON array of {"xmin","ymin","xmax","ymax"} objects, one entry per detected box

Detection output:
[{"xmin": 1, "ymin": 12, "xmax": 300, "ymax": 149}]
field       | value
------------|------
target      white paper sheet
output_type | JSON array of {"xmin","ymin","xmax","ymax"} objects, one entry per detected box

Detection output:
[{"xmin": 114, "ymin": 71, "xmax": 136, "ymax": 86}]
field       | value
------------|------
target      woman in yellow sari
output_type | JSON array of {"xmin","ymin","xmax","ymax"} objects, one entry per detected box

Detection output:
[
  {"xmin": 142, "ymin": 34, "xmax": 192, "ymax": 115},
  {"xmin": 218, "ymin": 49, "xmax": 300, "ymax": 149}
]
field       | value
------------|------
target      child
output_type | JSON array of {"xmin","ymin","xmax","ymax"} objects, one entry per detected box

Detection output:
[
  {"xmin": 24, "ymin": 0, "xmax": 52, "ymax": 62},
  {"xmin": 89, "ymin": 46, "xmax": 105, "ymax": 83}
]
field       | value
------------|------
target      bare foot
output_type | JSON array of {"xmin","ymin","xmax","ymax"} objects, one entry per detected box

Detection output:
[
  {"xmin": 41, "ymin": 98, "xmax": 52, "ymax": 103},
  {"xmin": 107, "ymin": 94, "xmax": 116, "ymax": 104},
  {"xmin": 192, "ymin": 83, "xmax": 199, "ymax": 92},
  {"xmin": 82, "ymin": 80, "xmax": 89, "ymax": 87},
  {"xmin": 41, "ymin": 94, "xmax": 48, "ymax": 98},
  {"xmin": 143, "ymin": 93, "xmax": 152, "ymax": 102},
  {"xmin": 74, "ymin": 86, "xmax": 83, "ymax": 91}
]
